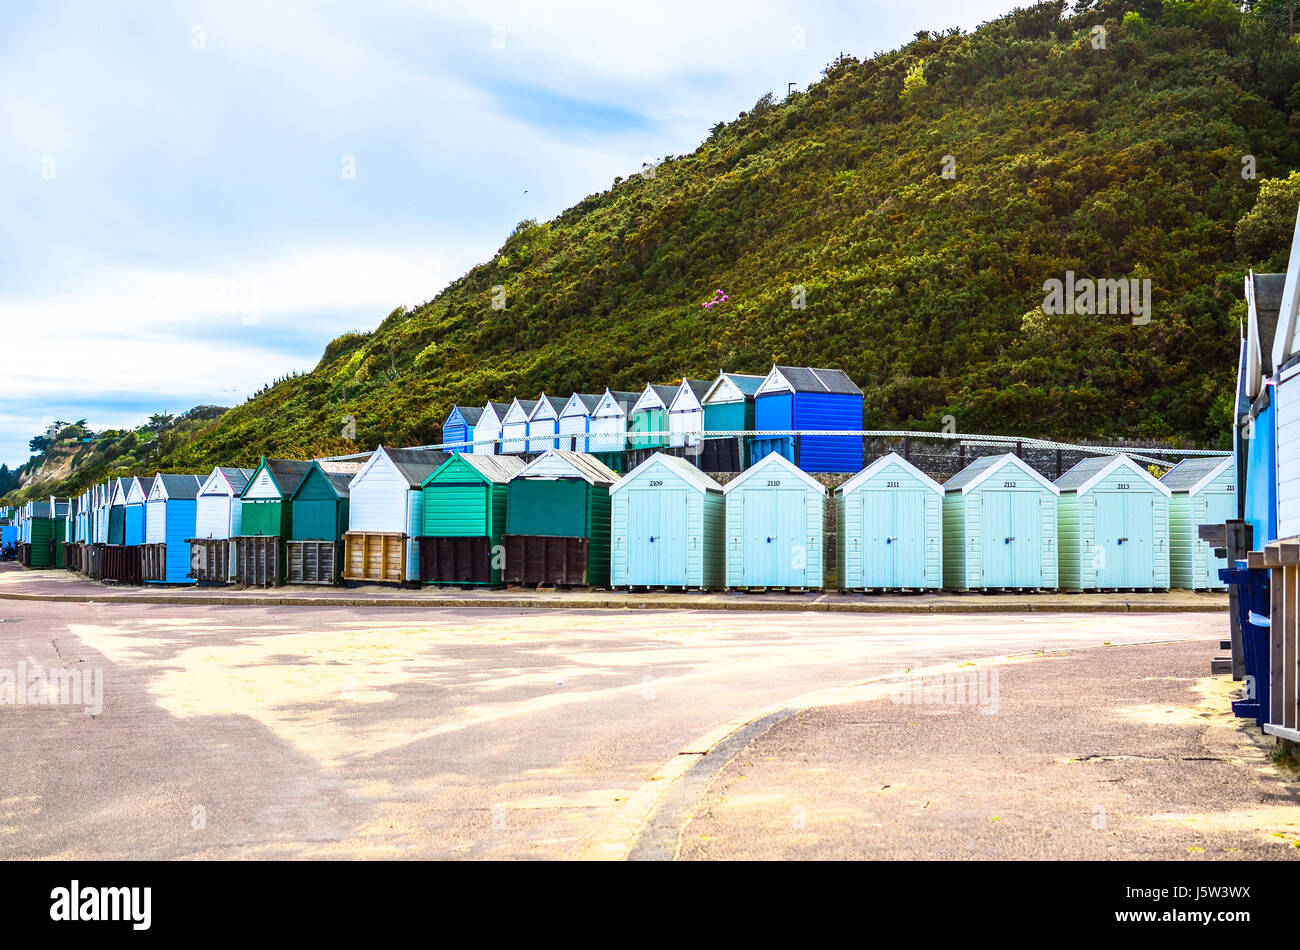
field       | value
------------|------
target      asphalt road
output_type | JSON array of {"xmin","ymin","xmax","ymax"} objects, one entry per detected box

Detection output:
[
  {"xmin": 680, "ymin": 640, "xmax": 1300, "ymax": 860},
  {"xmin": 0, "ymin": 596, "xmax": 1222, "ymax": 859}
]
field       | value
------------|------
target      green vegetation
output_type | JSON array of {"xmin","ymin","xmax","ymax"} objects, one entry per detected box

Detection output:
[{"xmin": 11, "ymin": 0, "xmax": 1300, "ymax": 504}]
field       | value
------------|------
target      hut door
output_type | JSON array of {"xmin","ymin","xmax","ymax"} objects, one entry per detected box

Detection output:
[
  {"xmin": 981, "ymin": 492, "xmax": 1015, "ymax": 587},
  {"xmin": 860, "ymin": 492, "xmax": 895, "ymax": 588},
  {"xmin": 1124, "ymin": 493, "xmax": 1155, "ymax": 588},
  {"xmin": 1203, "ymin": 490, "xmax": 1235, "ymax": 586},
  {"xmin": 628, "ymin": 490, "xmax": 685, "ymax": 586},
  {"xmin": 1009, "ymin": 492, "xmax": 1043, "ymax": 588},
  {"xmin": 1093, "ymin": 493, "xmax": 1127, "ymax": 587},
  {"xmin": 754, "ymin": 488, "xmax": 805, "ymax": 587},
  {"xmin": 891, "ymin": 491, "xmax": 926, "ymax": 587}
]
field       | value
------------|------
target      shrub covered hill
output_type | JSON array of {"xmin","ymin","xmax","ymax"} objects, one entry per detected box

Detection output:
[{"xmin": 56, "ymin": 1, "xmax": 1300, "ymax": 490}]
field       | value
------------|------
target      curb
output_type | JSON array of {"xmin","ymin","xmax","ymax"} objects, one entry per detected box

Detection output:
[
  {"xmin": 0, "ymin": 590, "xmax": 1226, "ymax": 615},
  {"xmin": 581, "ymin": 649, "xmax": 1086, "ymax": 860}
]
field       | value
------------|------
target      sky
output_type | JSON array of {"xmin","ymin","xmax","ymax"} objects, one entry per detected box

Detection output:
[{"xmin": 0, "ymin": 0, "xmax": 1019, "ymax": 468}]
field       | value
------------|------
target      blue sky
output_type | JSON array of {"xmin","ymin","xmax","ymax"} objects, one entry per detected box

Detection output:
[{"xmin": 0, "ymin": 0, "xmax": 1018, "ymax": 468}]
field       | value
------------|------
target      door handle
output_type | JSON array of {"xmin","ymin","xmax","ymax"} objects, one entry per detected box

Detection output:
[
  {"xmin": 766, "ymin": 536, "xmax": 774, "ymax": 543},
  {"xmin": 648, "ymin": 535, "xmax": 656, "ymax": 543},
  {"xmin": 1004, "ymin": 537, "xmax": 1015, "ymax": 543},
  {"xmin": 1117, "ymin": 537, "xmax": 1127, "ymax": 544}
]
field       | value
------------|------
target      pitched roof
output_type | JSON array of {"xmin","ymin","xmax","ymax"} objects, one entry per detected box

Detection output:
[
  {"xmin": 566, "ymin": 393, "xmax": 604, "ymax": 413},
  {"xmin": 1251, "ymin": 272, "xmax": 1286, "ymax": 379},
  {"xmin": 774, "ymin": 366, "xmax": 862, "ymax": 395},
  {"xmin": 437, "ymin": 453, "xmax": 527, "ymax": 484},
  {"xmin": 452, "ymin": 405, "xmax": 484, "ymax": 425},
  {"xmin": 835, "ymin": 452, "xmax": 943, "ymax": 496},
  {"xmin": 154, "ymin": 473, "xmax": 204, "ymax": 499},
  {"xmin": 314, "ymin": 460, "xmax": 364, "ymax": 497},
  {"xmin": 943, "ymin": 453, "xmax": 1058, "ymax": 495},
  {"xmin": 1159, "ymin": 456, "xmax": 1234, "ymax": 493},
  {"xmin": 261, "ymin": 459, "xmax": 313, "ymax": 497},
  {"xmin": 612, "ymin": 452, "xmax": 724, "ymax": 494},
  {"xmin": 724, "ymin": 373, "xmax": 765, "ymax": 396},
  {"xmin": 722, "ymin": 450, "xmax": 826, "ymax": 496},
  {"xmin": 515, "ymin": 449, "xmax": 619, "ymax": 485},
  {"xmin": 383, "ymin": 447, "xmax": 450, "ymax": 487},
  {"xmin": 682, "ymin": 378, "xmax": 712, "ymax": 401},
  {"xmin": 1054, "ymin": 454, "xmax": 1169, "ymax": 495},
  {"xmin": 1052, "ymin": 456, "xmax": 1113, "ymax": 491}
]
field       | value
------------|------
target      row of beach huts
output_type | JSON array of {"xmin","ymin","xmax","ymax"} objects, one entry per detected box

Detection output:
[{"xmin": 0, "ymin": 363, "xmax": 1234, "ymax": 593}]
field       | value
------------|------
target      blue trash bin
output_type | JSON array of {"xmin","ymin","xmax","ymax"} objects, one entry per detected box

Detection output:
[{"xmin": 1220, "ymin": 561, "xmax": 1270, "ymax": 727}]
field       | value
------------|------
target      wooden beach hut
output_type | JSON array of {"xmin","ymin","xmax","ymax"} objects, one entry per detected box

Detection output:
[
  {"xmin": 667, "ymin": 379, "xmax": 713, "ymax": 449},
  {"xmin": 233, "ymin": 458, "xmax": 312, "ymax": 586},
  {"xmin": 701, "ymin": 372, "xmax": 764, "ymax": 471},
  {"xmin": 627, "ymin": 384, "xmax": 677, "ymax": 451},
  {"xmin": 751, "ymin": 366, "xmax": 864, "ymax": 474},
  {"xmin": 558, "ymin": 393, "xmax": 602, "ymax": 453},
  {"xmin": 526, "ymin": 394, "xmax": 566, "ymax": 453},
  {"xmin": 441, "ymin": 405, "xmax": 482, "ymax": 453},
  {"xmin": 942, "ymin": 453, "xmax": 1059, "ymax": 591},
  {"xmin": 1055, "ymin": 455, "xmax": 1171, "ymax": 592},
  {"xmin": 344, "ymin": 447, "xmax": 448, "ymax": 584},
  {"xmin": 500, "ymin": 398, "xmax": 536, "ymax": 455},
  {"xmin": 1162, "ymin": 456, "xmax": 1236, "ymax": 590},
  {"xmin": 722, "ymin": 451, "xmax": 826, "ymax": 590},
  {"xmin": 473, "ymin": 401, "xmax": 510, "ymax": 455},
  {"xmin": 835, "ymin": 452, "xmax": 943, "ymax": 591},
  {"xmin": 418, "ymin": 453, "xmax": 526, "ymax": 586},
  {"xmin": 124, "ymin": 476, "xmax": 153, "ymax": 546},
  {"xmin": 503, "ymin": 450, "xmax": 617, "ymax": 586},
  {"xmin": 610, "ymin": 453, "xmax": 725, "ymax": 589},
  {"xmin": 142, "ymin": 474, "xmax": 203, "ymax": 584},
  {"xmin": 286, "ymin": 460, "xmax": 360, "ymax": 584}
]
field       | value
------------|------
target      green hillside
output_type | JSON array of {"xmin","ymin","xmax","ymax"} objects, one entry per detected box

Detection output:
[{"xmin": 17, "ymin": 0, "xmax": 1300, "ymax": 501}]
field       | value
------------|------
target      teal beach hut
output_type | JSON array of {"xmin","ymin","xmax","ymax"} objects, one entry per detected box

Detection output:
[
  {"xmin": 942, "ymin": 453, "xmax": 1059, "ymax": 591},
  {"xmin": 723, "ymin": 451, "xmax": 827, "ymax": 589},
  {"xmin": 1055, "ymin": 454, "xmax": 1171, "ymax": 591},
  {"xmin": 1161, "ymin": 456, "xmax": 1236, "ymax": 590},
  {"xmin": 835, "ymin": 452, "xmax": 943, "ymax": 591},
  {"xmin": 610, "ymin": 453, "xmax": 725, "ymax": 589}
]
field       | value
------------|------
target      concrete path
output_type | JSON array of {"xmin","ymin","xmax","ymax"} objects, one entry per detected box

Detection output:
[
  {"xmin": 676, "ymin": 640, "xmax": 1300, "ymax": 860},
  {"xmin": 0, "ymin": 594, "xmax": 1226, "ymax": 859},
  {"xmin": 0, "ymin": 563, "xmax": 1227, "ymax": 614}
]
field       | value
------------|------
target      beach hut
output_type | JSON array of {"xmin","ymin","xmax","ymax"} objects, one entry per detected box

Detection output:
[
  {"xmin": 344, "ymin": 447, "xmax": 448, "ymax": 584},
  {"xmin": 1055, "ymin": 455, "xmax": 1171, "ymax": 591},
  {"xmin": 418, "ymin": 453, "xmax": 526, "ymax": 586},
  {"xmin": 752, "ymin": 366, "xmax": 864, "ymax": 474},
  {"xmin": 610, "ymin": 453, "xmax": 725, "ymax": 589},
  {"xmin": 49, "ymin": 498, "xmax": 69, "ymax": 567},
  {"xmin": 24, "ymin": 501, "xmax": 55, "ymax": 568},
  {"xmin": 124, "ymin": 476, "xmax": 153, "ymax": 546},
  {"xmin": 628, "ymin": 384, "xmax": 677, "ymax": 451},
  {"xmin": 587, "ymin": 389, "xmax": 640, "ymax": 465},
  {"xmin": 141, "ymin": 474, "xmax": 203, "ymax": 584},
  {"xmin": 1240, "ymin": 272, "xmax": 1285, "ymax": 548},
  {"xmin": 286, "ymin": 460, "xmax": 360, "ymax": 584},
  {"xmin": 195, "ymin": 467, "xmax": 254, "ymax": 539},
  {"xmin": 240, "ymin": 458, "xmax": 312, "ymax": 537},
  {"xmin": 441, "ymin": 405, "xmax": 482, "ymax": 453},
  {"xmin": 525, "ymin": 394, "xmax": 566, "ymax": 453},
  {"xmin": 473, "ymin": 401, "xmax": 510, "ymax": 455},
  {"xmin": 234, "ymin": 458, "xmax": 312, "ymax": 586},
  {"xmin": 722, "ymin": 451, "xmax": 826, "ymax": 590},
  {"xmin": 503, "ymin": 450, "xmax": 618, "ymax": 586},
  {"xmin": 835, "ymin": 452, "xmax": 943, "ymax": 591},
  {"xmin": 701, "ymin": 372, "xmax": 764, "ymax": 470},
  {"xmin": 500, "ymin": 398, "xmax": 537, "ymax": 454},
  {"xmin": 942, "ymin": 453, "xmax": 1060, "ymax": 591},
  {"xmin": 558, "ymin": 393, "xmax": 603, "ymax": 453},
  {"xmin": 189, "ymin": 467, "xmax": 253, "ymax": 583},
  {"xmin": 667, "ymin": 379, "xmax": 713, "ymax": 449},
  {"xmin": 1162, "ymin": 456, "xmax": 1236, "ymax": 590}
]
